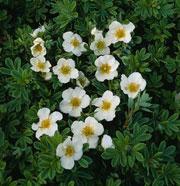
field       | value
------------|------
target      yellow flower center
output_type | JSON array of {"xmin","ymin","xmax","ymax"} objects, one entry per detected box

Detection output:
[
  {"xmin": 70, "ymin": 97, "xmax": 81, "ymax": 107},
  {"xmin": 37, "ymin": 61, "xmax": 46, "ymax": 70},
  {"xmin": 82, "ymin": 125, "xmax": 94, "ymax": 137},
  {"xmin": 100, "ymin": 63, "xmax": 111, "ymax": 74},
  {"xmin": 60, "ymin": 65, "xmax": 71, "ymax": 75},
  {"xmin": 34, "ymin": 43, "xmax": 43, "ymax": 52},
  {"xmin": 101, "ymin": 100, "xmax": 112, "ymax": 111},
  {"xmin": 96, "ymin": 40, "xmax": 106, "ymax": 50},
  {"xmin": 127, "ymin": 83, "xmax": 140, "ymax": 93},
  {"xmin": 115, "ymin": 28, "xmax": 126, "ymax": 39},
  {"xmin": 71, "ymin": 38, "xmax": 80, "ymax": 48},
  {"xmin": 40, "ymin": 118, "xmax": 51, "ymax": 129},
  {"xmin": 65, "ymin": 145, "xmax": 75, "ymax": 157}
]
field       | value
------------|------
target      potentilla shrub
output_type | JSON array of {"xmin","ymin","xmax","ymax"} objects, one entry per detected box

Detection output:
[{"xmin": 0, "ymin": 0, "xmax": 180, "ymax": 186}]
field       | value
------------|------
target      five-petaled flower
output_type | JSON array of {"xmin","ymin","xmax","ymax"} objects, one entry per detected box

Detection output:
[
  {"xmin": 62, "ymin": 31, "xmax": 86, "ymax": 56},
  {"xmin": 30, "ymin": 55, "xmax": 51, "ymax": 72},
  {"xmin": 106, "ymin": 21, "xmax": 135, "ymax": 44},
  {"xmin": 90, "ymin": 32, "xmax": 111, "ymax": 56},
  {"xmin": 56, "ymin": 136, "xmax": 83, "ymax": 170},
  {"xmin": 120, "ymin": 72, "xmax": 146, "ymax": 99},
  {"xmin": 31, "ymin": 37, "xmax": 46, "ymax": 57},
  {"xmin": 92, "ymin": 90, "xmax": 120, "ymax": 121},
  {"xmin": 32, "ymin": 108, "xmax": 63, "ymax": 139},
  {"xmin": 95, "ymin": 55, "xmax": 119, "ymax": 82},
  {"xmin": 71, "ymin": 116, "xmax": 104, "ymax": 149},
  {"xmin": 60, "ymin": 87, "xmax": 90, "ymax": 117},
  {"xmin": 53, "ymin": 58, "xmax": 79, "ymax": 84}
]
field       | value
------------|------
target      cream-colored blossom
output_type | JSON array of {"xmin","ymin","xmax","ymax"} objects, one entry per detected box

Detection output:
[
  {"xmin": 106, "ymin": 21, "xmax": 135, "ymax": 44},
  {"xmin": 92, "ymin": 90, "xmax": 120, "ymax": 121},
  {"xmin": 32, "ymin": 108, "xmax": 63, "ymax": 139},
  {"xmin": 120, "ymin": 72, "xmax": 146, "ymax": 99},
  {"xmin": 62, "ymin": 31, "xmax": 86, "ymax": 56},
  {"xmin": 60, "ymin": 87, "xmax": 90, "ymax": 117}
]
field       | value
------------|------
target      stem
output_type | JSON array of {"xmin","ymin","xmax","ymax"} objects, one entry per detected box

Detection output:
[
  {"xmin": 108, "ymin": 80, "xmax": 112, "ymax": 90},
  {"xmin": 123, "ymin": 98, "xmax": 135, "ymax": 128},
  {"xmin": 123, "ymin": 109, "xmax": 134, "ymax": 129}
]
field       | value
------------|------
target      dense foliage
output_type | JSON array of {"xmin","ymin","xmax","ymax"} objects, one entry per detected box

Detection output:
[{"xmin": 0, "ymin": 0, "xmax": 180, "ymax": 185}]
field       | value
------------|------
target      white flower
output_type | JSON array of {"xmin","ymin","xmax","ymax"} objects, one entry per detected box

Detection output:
[
  {"xmin": 76, "ymin": 71, "xmax": 90, "ymax": 88},
  {"xmin": 52, "ymin": 58, "xmax": 79, "ymax": 84},
  {"xmin": 62, "ymin": 31, "xmax": 86, "ymax": 56},
  {"xmin": 120, "ymin": 72, "xmax": 146, "ymax": 99},
  {"xmin": 43, "ymin": 72, "xmax": 52, "ymax": 81},
  {"xmin": 90, "ymin": 33, "xmax": 111, "ymax": 56},
  {"xmin": 31, "ymin": 25, "xmax": 45, "ymax": 38},
  {"xmin": 92, "ymin": 90, "xmax": 120, "ymax": 121},
  {"xmin": 31, "ymin": 37, "xmax": 46, "ymax": 57},
  {"xmin": 30, "ymin": 55, "xmax": 51, "ymax": 72},
  {"xmin": 91, "ymin": 27, "xmax": 103, "ymax": 36},
  {"xmin": 56, "ymin": 136, "xmax": 83, "ymax": 170},
  {"xmin": 71, "ymin": 116, "xmax": 104, "ymax": 149},
  {"xmin": 95, "ymin": 55, "xmax": 119, "ymax": 82},
  {"xmin": 106, "ymin": 21, "xmax": 135, "ymax": 44},
  {"xmin": 101, "ymin": 134, "xmax": 114, "ymax": 149},
  {"xmin": 60, "ymin": 87, "xmax": 90, "ymax": 117},
  {"xmin": 32, "ymin": 108, "xmax": 63, "ymax": 139}
]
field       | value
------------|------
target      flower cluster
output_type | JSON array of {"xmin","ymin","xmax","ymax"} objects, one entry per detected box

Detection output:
[
  {"xmin": 31, "ymin": 20, "xmax": 147, "ymax": 170},
  {"xmin": 30, "ymin": 27, "xmax": 52, "ymax": 80}
]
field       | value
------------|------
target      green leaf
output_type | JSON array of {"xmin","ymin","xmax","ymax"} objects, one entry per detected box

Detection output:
[
  {"xmin": 51, "ymin": 0, "xmax": 78, "ymax": 29},
  {"xmin": 78, "ymin": 156, "xmax": 92, "ymax": 168},
  {"xmin": 136, "ymin": 92, "xmax": 152, "ymax": 110},
  {"xmin": 102, "ymin": 149, "xmax": 122, "ymax": 167},
  {"xmin": 68, "ymin": 181, "xmax": 75, "ymax": 186},
  {"xmin": 106, "ymin": 178, "xmax": 121, "ymax": 186},
  {"xmin": 133, "ymin": 143, "xmax": 146, "ymax": 151},
  {"xmin": 135, "ymin": 152, "xmax": 144, "ymax": 162}
]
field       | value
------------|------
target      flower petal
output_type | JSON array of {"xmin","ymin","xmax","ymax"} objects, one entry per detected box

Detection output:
[
  {"xmin": 123, "ymin": 22, "xmax": 135, "ymax": 32},
  {"xmin": 37, "ymin": 108, "xmax": 50, "ymax": 120},
  {"xmin": 88, "ymin": 136, "xmax": 99, "ymax": 149},
  {"xmin": 32, "ymin": 123, "xmax": 38, "ymax": 131},
  {"xmin": 63, "ymin": 31, "xmax": 73, "ymax": 40},
  {"xmin": 56, "ymin": 143, "xmax": 64, "ymax": 157},
  {"xmin": 92, "ymin": 98, "xmax": 102, "ymax": 107},
  {"xmin": 71, "ymin": 121, "xmax": 84, "ymax": 135},
  {"xmin": 81, "ymin": 95, "xmax": 90, "ymax": 108},
  {"xmin": 73, "ymin": 150, "xmax": 83, "ymax": 161},
  {"xmin": 50, "ymin": 112, "xmax": 63, "ymax": 122},
  {"xmin": 71, "ymin": 69, "xmax": 79, "ymax": 79},
  {"xmin": 101, "ymin": 134, "xmax": 114, "ymax": 149},
  {"xmin": 70, "ymin": 107, "xmax": 82, "ymax": 117},
  {"xmin": 61, "ymin": 156, "xmax": 75, "ymax": 170},
  {"xmin": 35, "ymin": 129, "xmax": 44, "ymax": 139},
  {"xmin": 102, "ymin": 90, "xmax": 113, "ymax": 100},
  {"xmin": 60, "ymin": 101, "xmax": 72, "ymax": 114},
  {"xmin": 62, "ymin": 88, "xmax": 73, "ymax": 100}
]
